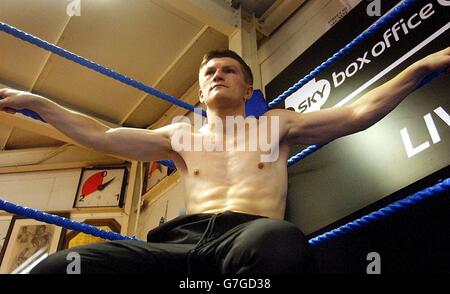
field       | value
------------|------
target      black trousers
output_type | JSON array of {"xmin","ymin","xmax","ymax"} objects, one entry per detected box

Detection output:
[{"xmin": 31, "ymin": 211, "xmax": 315, "ymax": 274}]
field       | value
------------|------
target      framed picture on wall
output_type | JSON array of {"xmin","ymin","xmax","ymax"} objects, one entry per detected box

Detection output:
[
  {"xmin": 63, "ymin": 218, "xmax": 121, "ymax": 249},
  {"xmin": 0, "ymin": 214, "xmax": 67, "ymax": 274},
  {"xmin": 73, "ymin": 167, "xmax": 128, "ymax": 208},
  {"xmin": 142, "ymin": 162, "xmax": 168, "ymax": 194},
  {"xmin": 0, "ymin": 217, "xmax": 12, "ymax": 255}
]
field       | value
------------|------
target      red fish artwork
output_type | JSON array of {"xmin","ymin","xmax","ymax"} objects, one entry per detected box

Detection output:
[{"xmin": 80, "ymin": 171, "xmax": 107, "ymax": 201}]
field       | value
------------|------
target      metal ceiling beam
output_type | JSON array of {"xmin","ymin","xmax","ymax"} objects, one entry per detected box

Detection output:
[
  {"xmin": 0, "ymin": 111, "xmax": 78, "ymax": 145},
  {"xmin": 0, "ymin": 159, "xmax": 125, "ymax": 175},
  {"xmin": 0, "ymin": 124, "xmax": 13, "ymax": 150},
  {"xmin": 0, "ymin": 144, "xmax": 120, "ymax": 167},
  {"xmin": 0, "ymin": 145, "xmax": 125, "ymax": 174},
  {"xmin": 0, "ymin": 144, "xmax": 72, "ymax": 167},
  {"xmin": 229, "ymin": 9, "xmax": 262, "ymax": 90}
]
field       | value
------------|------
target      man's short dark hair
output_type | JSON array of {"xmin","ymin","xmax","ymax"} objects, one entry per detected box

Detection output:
[{"xmin": 200, "ymin": 50, "xmax": 254, "ymax": 85}]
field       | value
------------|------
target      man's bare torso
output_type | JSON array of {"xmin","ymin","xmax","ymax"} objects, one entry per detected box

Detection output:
[{"xmin": 169, "ymin": 117, "xmax": 290, "ymax": 219}]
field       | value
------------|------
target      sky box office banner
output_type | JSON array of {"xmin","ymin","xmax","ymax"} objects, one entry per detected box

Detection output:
[{"xmin": 265, "ymin": 0, "xmax": 450, "ymax": 234}]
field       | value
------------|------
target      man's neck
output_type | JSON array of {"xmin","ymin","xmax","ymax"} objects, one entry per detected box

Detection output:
[{"xmin": 205, "ymin": 106, "xmax": 246, "ymax": 135}]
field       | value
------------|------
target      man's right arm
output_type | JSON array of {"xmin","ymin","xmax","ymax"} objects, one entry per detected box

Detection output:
[{"xmin": 0, "ymin": 89, "xmax": 178, "ymax": 162}]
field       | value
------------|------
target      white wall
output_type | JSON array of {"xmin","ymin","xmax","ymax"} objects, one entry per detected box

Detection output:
[{"xmin": 0, "ymin": 169, "xmax": 82, "ymax": 211}]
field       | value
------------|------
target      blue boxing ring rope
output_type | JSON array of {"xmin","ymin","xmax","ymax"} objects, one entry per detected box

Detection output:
[
  {"xmin": 0, "ymin": 178, "xmax": 448, "ymax": 246},
  {"xmin": 0, "ymin": 198, "xmax": 136, "ymax": 241},
  {"xmin": 0, "ymin": 0, "xmax": 447, "ymax": 248},
  {"xmin": 308, "ymin": 178, "xmax": 450, "ymax": 247},
  {"xmin": 0, "ymin": 22, "xmax": 204, "ymax": 118}
]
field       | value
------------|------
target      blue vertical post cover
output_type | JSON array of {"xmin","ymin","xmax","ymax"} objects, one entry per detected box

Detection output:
[{"xmin": 245, "ymin": 89, "xmax": 268, "ymax": 117}]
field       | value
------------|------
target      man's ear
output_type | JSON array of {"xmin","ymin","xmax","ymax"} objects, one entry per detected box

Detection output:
[
  {"xmin": 199, "ymin": 89, "xmax": 204, "ymax": 104},
  {"xmin": 244, "ymin": 85, "xmax": 254, "ymax": 102}
]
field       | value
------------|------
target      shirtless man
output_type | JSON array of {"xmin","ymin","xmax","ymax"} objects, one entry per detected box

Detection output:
[{"xmin": 0, "ymin": 48, "xmax": 449, "ymax": 274}]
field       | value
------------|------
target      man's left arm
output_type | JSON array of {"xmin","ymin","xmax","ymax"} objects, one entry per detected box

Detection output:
[{"xmin": 271, "ymin": 47, "xmax": 450, "ymax": 146}]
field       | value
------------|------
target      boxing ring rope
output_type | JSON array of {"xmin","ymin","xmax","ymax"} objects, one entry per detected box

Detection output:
[
  {"xmin": 308, "ymin": 178, "xmax": 450, "ymax": 247},
  {"xmin": 0, "ymin": 198, "xmax": 136, "ymax": 241},
  {"xmin": 0, "ymin": 178, "xmax": 448, "ymax": 246},
  {"xmin": 0, "ymin": 0, "xmax": 447, "ymax": 248},
  {"xmin": 0, "ymin": 23, "xmax": 204, "ymax": 118}
]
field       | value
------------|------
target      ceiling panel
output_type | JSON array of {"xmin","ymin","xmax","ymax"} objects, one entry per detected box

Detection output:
[
  {"xmin": 32, "ymin": 0, "xmax": 205, "ymax": 124},
  {"xmin": 0, "ymin": 0, "xmax": 70, "ymax": 89},
  {"xmin": 32, "ymin": 54, "xmax": 145, "ymax": 124},
  {"xmin": 124, "ymin": 27, "xmax": 228, "ymax": 128}
]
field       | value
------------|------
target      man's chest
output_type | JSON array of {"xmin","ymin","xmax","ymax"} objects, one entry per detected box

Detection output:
[{"xmin": 178, "ymin": 141, "xmax": 290, "ymax": 179}]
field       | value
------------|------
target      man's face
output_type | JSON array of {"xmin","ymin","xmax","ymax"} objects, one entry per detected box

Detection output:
[{"xmin": 199, "ymin": 57, "xmax": 253, "ymax": 109}]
